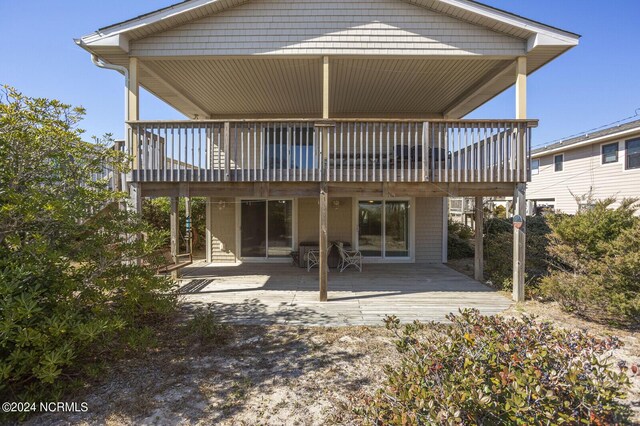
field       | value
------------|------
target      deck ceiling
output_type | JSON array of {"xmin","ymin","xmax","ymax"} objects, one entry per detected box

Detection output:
[{"xmin": 140, "ymin": 57, "xmax": 512, "ymax": 119}]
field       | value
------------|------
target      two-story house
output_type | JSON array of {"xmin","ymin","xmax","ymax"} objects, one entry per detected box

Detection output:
[
  {"xmin": 529, "ymin": 119, "xmax": 640, "ymax": 214},
  {"xmin": 75, "ymin": 0, "xmax": 579, "ymax": 302}
]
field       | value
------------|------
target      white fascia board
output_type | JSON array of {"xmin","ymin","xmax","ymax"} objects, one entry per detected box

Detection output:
[
  {"xmin": 80, "ymin": 0, "xmax": 220, "ymax": 42},
  {"xmin": 436, "ymin": 0, "xmax": 580, "ymax": 46},
  {"xmin": 85, "ymin": 34, "xmax": 130, "ymax": 52},
  {"xmin": 527, "ymin": 33, "xmax": 575, "ymax": 52},
  {"xmin": 532, "ymin": 128, "xmax": 640, "ymax": 158}
]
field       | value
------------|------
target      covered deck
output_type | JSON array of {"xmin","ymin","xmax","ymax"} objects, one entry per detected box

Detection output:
[{"xmin": 177, "ymin": 262, "xmax": 512, "ymax": 326}]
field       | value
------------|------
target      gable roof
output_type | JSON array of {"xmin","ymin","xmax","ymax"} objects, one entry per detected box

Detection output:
[
  {"xmin": 80, "ymin": 0, "xmax": 578, "ymax": 49},
  {"xmin": 532, "ymin": 119, "xmax": 640, "ymax": 158},
  {"xmin": 76, "ymin": 0, "xmax": 579, "ymax": 119}
]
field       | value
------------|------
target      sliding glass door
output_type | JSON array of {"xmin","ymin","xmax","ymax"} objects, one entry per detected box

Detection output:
[
  {"xmin": 358, "ymin": 200, "xmax": 409, "ymax": 258},
  {"xmin": 241, "ymin": 200, "xmax": 293, "ymax": 259}
]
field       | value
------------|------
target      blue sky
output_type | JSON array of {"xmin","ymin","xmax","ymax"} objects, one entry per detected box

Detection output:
[{"xmin": 1, "ymin": 0, "xmax": 638, "ymax": 148}]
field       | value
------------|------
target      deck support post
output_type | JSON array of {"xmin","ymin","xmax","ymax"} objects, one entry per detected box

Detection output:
[
  {"xmin": 474, "ymin": 196, "xmax": 484, "ymax": 281},
  {"xmin": 170, "ymin": 197, "xmax": 179, "ymax": 261},
  {"xmin": 319, "ymin": 183, "xmax": 328, "ymax": 302},
  {"xmin": 513, "ymin": 56, "xmax": 527, "ymax": 302},
  {"xmin": 185, "ymin": 196, "xmax": 192, "ymax": 255},
  {"xmin": 512, "ymin": 183, "xmax": 526, "ymax": 302},
  {"xmin": 205, "ymin": 197, "xmax": 212, "ymax": 263}
]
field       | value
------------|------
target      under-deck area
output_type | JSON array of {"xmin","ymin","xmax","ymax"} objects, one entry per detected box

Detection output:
[{"xmin": 177, "ymin": 262, "xmax": 512, "ymax": 326}]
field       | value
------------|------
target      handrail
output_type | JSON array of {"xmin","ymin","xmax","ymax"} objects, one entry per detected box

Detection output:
[
  {"xmin": 126, "ymin": 119, "xmax": 533, "ymax": 184},
  {"xmin": 127, "ymin": 118, "xmax": 539, "ymax": 127}
]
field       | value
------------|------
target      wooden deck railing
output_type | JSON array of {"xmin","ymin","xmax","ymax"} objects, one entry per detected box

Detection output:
[{"xmin": 126, "ymin": 119, "xmax": 536, "ymax": 184}]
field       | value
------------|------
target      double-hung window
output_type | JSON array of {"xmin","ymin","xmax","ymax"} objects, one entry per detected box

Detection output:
[
  {"xmin": 554, "ymin": 154, "xmax": 563, "ymax": 172},
  {"xmin": 626, "ymin": 138, "xmax": 640, "ymax": 170},
  {"xmin": 531, "ymin": 159, "xmax": 540, "ymax": 175}
]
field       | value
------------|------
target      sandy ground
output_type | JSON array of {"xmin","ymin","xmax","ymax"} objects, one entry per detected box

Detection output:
[{"xmin": 27, "ymin": 322, "xmax": 398, "ymax": 425}]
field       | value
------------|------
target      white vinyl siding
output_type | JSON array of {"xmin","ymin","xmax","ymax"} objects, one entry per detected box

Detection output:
[
  {"xmin": 528, "ymin": 136, "xmax": 640, "ymax": 215},
  {"xmin": 130, "ymin": 0, "xmax": 526, "ymax": 57}
]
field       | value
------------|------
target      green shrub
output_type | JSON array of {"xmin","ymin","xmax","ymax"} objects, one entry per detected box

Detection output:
[
  {"xmin": 448, "ymin": 220, "xmax": 474, "ymax": 259},
  {"xmin": 540, "ymin": 199, "xmax": 640, "ymax": 326},
  {"xmin": 483, "ymin": 216, "xmax": 551, "ymax": 291},
  {"xmin": 0, "ymin": 87, "xmax": 177, "ymax": 407},
  {"xmin": 356, "ymin": 310, "xmax": 630, "ymax": 425},
  {"xmin": 186, "ymin": 305, "xmax": 234, "ymax": 346}
]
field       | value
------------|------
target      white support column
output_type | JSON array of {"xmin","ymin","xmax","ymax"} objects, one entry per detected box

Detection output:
[
  {"xmin": 474, "ymin": 196, "xmax": 484, "ymax": 281},
  {"xmin": 513, "ymin": 56, "xmax": 527, "ymax": 302},
  {"xmin": 127, "ymin": 57, "xmax": 141, "ymax": 213},
  {"xmin": 322, "ymin": 56, "xmax": 330, "ymax": 120},
  {"xmin": 515, "ymin": 57, "xmax": 527, "ymax": 119},
  {"xmin": 206, "ymin": 197, "xmax": 212, "ymax": 263}
]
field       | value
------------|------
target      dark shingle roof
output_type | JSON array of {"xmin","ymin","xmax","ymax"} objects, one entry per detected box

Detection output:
[{"xmin": 532, "ymin": 118, "xmax": 640, "ymax": 155}]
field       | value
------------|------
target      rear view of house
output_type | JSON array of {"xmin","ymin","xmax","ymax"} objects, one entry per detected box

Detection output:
[
  {"xmin": 529, "ymin": 119, "xmax": 640, "ymax": 214},
  {"xmin": 76, "ymin": 0, "xmax": 579, "ymax": 302}
]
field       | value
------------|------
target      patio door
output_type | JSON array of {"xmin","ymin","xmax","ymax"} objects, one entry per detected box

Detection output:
[
  {"xmin": 240, "ymin": 200, "xmax": 293, "ymax": 259},
  {"xmin": 357, "ymin": 200, "xmax": 409, "ymax": 258}
]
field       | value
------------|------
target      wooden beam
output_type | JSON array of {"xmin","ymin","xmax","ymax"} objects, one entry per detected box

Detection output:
[
  {"xmin": 474, "ymin": 196, "xmax": 484, "ymax": 281},
  {"xmin": 170, "ymin": 197, "xmax": 179, "ymax": 260},
  {"xmin": 205, "ymin": 196, "xmax": 212, "ymax": 263},
  {"xmin": 185, "ymin": 195, "xmax": 192, "ymax": 255},
  {"xmin": 223, "ymin": 122, "xmax": 230, "ymax": 181},
  {"xmin": 516, "ymin": 57, "xmax": 527, "ymax": 119},
  {"xmin": 319, "ymin": 182, "xmax": 328, "ymax": 302},
  {"xmin": 139, "ymin": 181, "xmax": 517, "ymax": 199},
  {"xmin": 512, "ymin": 183, "xmax": 526, "ymax": 302}
]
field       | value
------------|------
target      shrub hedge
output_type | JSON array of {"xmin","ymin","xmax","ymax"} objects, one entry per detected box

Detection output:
[{"xmin": 356, "ymin": 310, "xmax": 630, "ymax": 425}]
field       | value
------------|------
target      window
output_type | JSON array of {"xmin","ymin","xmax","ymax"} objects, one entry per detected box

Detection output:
[
  {"xmin": 601, "ymin": 142, "xmax": 618, "ymax": 164},
  {"xmin": 240, "ymin": 200, "xmax": 293, "ymax": 258},
  {"xmin": 531, "ymin": 159, "xmax": 540, "ymax": 175},
  {"xmin": 626, "ymin": 138, "xmax": 640, "ymax": 170},
  {"xmin": 554, "ymin": 154, "xmax": 563, "ymax": 172},
  {"xmin": 358, "ymin": 200, "xmax": 409, "ymax": 258}
]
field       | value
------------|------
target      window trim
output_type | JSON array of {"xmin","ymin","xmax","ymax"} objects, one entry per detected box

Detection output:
[
  {"xmin": 625, "ymin": 137, "xmax": 640, "ymax": 170},
  {"xmin": 600, "ymin": 141, "xmax": 619, "ymax": 165},
  {"xmin": 554, "ymin": 154, "xmax": 564, "ymax": 172},
  {"xmin": 531, "ymin": 158, "xmax": 540, "ymax": 175},
  {"xmin": 352, "ymin": 197, "xmax": 415, "ymax": 263}
]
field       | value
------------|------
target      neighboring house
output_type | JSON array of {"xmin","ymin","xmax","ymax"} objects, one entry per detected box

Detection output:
[
  {"xmin": 529, "ymin": 119, "xmax": 640, "ymax": 214},
  {"xmin": 75, "ymin": 0, "xmax": 579, "ymax": 301}
]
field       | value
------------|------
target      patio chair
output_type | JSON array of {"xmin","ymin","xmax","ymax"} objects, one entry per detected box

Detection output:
[
  {"xmin": 336, "ymin": 242, "xmax": 362, "ymax": 272},
  {"xmin": 306, "ymin": 243, "xmax": 333, "ymax": 272}
]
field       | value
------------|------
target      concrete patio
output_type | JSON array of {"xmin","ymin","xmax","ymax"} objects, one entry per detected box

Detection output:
[{"xmin": 178, "ymin": 262, "xmax": 512, "ymax": 326}]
